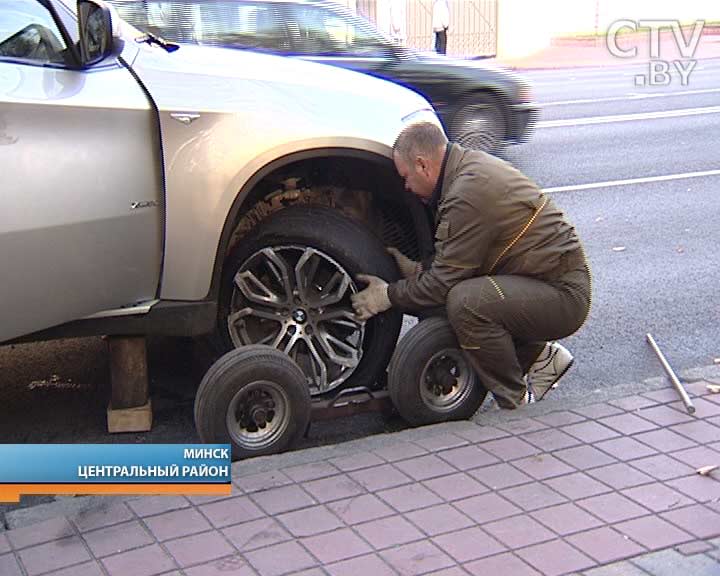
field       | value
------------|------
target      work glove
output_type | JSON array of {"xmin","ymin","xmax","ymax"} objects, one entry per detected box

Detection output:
[
  {"xmin": 387, "ymin": 247, "xmax": 420, "ymax": 279},
  {"xmin": 351, "ymin": 274, "xmax": 391, "ymax": 321}
]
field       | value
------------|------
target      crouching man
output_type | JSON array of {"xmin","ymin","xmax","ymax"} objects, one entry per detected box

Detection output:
[{"xmin": 351, "ymin": 122, "xmax": 591, "ymax": 408}]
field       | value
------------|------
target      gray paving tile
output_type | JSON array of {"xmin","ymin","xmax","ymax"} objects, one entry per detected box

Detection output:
[
  {"xmin": 586, "ymin": 463, "xmax": 655, "ymax": 490},
  {"xmin": 44, "ymin": 560, "xmax": 105, "ymax": 576},
  {"xmin": 553, "ymin": 445, "xmax": 618, "ymax": 470},
  {"xmin": 127, "ymin": 496, "xmax": 190, "ymax": 518},
  {"xmin": 530, "ymin": 503, "xmax": 604, "ymax": 536},
  {"xmin": 483, "ymin": 515, "xmax": 555, "ymax": 548},
  {"xmin": 423, "ymin": 472, "xmax": 489, "ymax": 502},
  {"xmin": 329, "ymin": 452, "xmax": 385, "ymax": 472},
  {"xmin": 405, "ymin": 504, "xmax": 474, "ymax": 536},
  {"xmin": 511, "ymin": 454, "xmax": 575, "ymax": 480},
  {"xmin": 381, "ymin": 541, "xmax": 456, "ymax": 575},
  {"xmin": 425, "ymin": 567, "xmax": 472, "ymax": 576},
  {"xmin": 627, "ymin": 454, "xmax": 696, "ymax": 481},
  {"xmin": 464, "ymin": 552, "xmax": 541, "ymax": 576},
  {"xmin": 599, "ymin": 413, "xmax": 660, "ymax": 435},
  {"xmin": 594, "ymin": 437, "xmax": 658, "ymax": 461},
  {"xmin": 535, "ymin": 410, "xmax": 587, "ymax": 427},
  {"xmin": 355, "ymin": 516, "xmax": 424, "ymax": 550},
  {"xmin": 432, "ymin": 527, "xmax": 506, "ymax": 563},
  {"xmin": 642, "ymin": 388, "xmax": 684, "ymax": 403},
  {"xmin": 377, "ymin": 483, "xmax": 443, "ymax": 513},
  {"xmin": 277, "ymin": 505, "xmax": 343, "ymax": 537},
  {"xmin": 495, "ymin": 417, "xmax": 549, "ymax": 434},
  {"xmin": 199, "ymin": 496, "xmax": 265, "ymax": 528},
  {"xmin": 453, "ymin": 425, "xmax": 510, "ymax": 443},
  {"xmin": 165, "ymin": 531, "xmax": 235, "ymax": 568},
  {"xmin": 82, "ymin": 520, "xmax": 154, "ymax": 558},
  {"xmin": 661, "ymin": 503, "xmax": 720, "ymax": 539},
  {"xmin": 184, "ymin": 555, "xmax": 257, "ymax": 576},
  {"xmin": 144, "ymin": 508, "xmax": 212, "ymax": 541},
  {"xmin": 374, "ymin": 442, "xmax": 429, "ymax": 463},
  {"xmin": 666, "ymin": 475, "xmax": 718, "ymax": 502},
  {"xmin": 674, "ymin": 540, "xmax": 715, "ymax": 555},
  {"xmin": 349, "ymin": 464, "xmax": 412, "ymax": 492},
  {"xmin": 582, "ymin": 560, "xmax": 649, "ymax": 576},
  {"xmin": 302, "ymin": 528, "xmax": 372, "ymax": 564},
  {"xmin": 632, "ymin": 428, "xmax": 698, "ymax": 453},
  {"xmin": 467, "ymin": 463, "xmax": 533, "ymax": 490},
  {"xmin": 17, "ymin": 536, "xmax": 91, "ymax": 576},
  {"xmin": 564, "ymin": 421, "xmax": 622, "ymax": 443},
  {"xmin": 608, "ymin": 395, "xmax": 659, "ymax": 411},
  {"xmin": 437, "ymin": 445, "xmax": 499, "ymax": 471},
  {"xmin": 576, "ymin": 493, "xmax": 651, "ymax": 523},
  {"xmin": 327, "ymin": 494, "xmax": 395, "ymax": 525},
  {"xmin": 325, "ymin": 553, "xmax": 396, "ymax": 576},
  {"xmin": 250, "ymin": 485, "xmax": 316, "ymax": 515},
  {"xmin": 669, "ymin": 398, "xmax": 720, "ymax": 418},
  {"xmin": 302, "ymin": 475, "xmax": 365, "ymax": 504},
  {"xmin": 480, "ymin": 437, "xmax": 540, "ymax": 460},
  {"xmin": 394, "ymin": 455, "xmax": 459, "ymax": 481},
  {"xmin": 284, "ymin": 462, "xmax": 340, "ymax": 483},
  {"xmin": 544, "ymin": 472, "xmax": 613, "ymax": 500},
  {"xmin": 69, "ymin": 502, "xmax": 134, "ymax": 533},
  {"xmin": 523, "ymin": 428, "xmax": 583, "ymax": 452},
  {"xmin": 413, "ymin": 433, "xmax": 470, "ymax": 452},
  {"xmin": 632, "ymin": 547, "xmax": 720, "ymax": 576},
  {"xmin": 101, "ymin": 544, "xmax": 177, "ymax": 576},
  {"xmin": 455, "ymin": 492, "xmax": 522, "ymax": 523},
  {"xmin": 614, "ymin": 516, "xmax": 693, "ymax": 550},
  {"xmin": 571, "ymin": 403, "xmax": 624, "ymax": 419},
  {"xmin": 516, "ymin": 539, "xmax": 594, "ymax": 576},
  {"xmin": 6, "ymin": 516, "xmax": 75, "ymax": 550},
  {"xmin": 222, "ymin": 517, "xmax": 291, "ymax": 552},
  {"xmin": 499, "ymin": 482, "xmax": 566, "ymax": 512},
  {"xmin": 0, "ymin": 534, "xmax": 9, "ymax": 555},
  {"xmin": 0, "ymin": 553, "xmax": 23, "ymax": 576},
  {"xmin": 234, "ymin": 471, "xmax": 293, "ymax": 494},
  {"xmin": 566, "ymin": 526, "xmax": 646, "ymax": 564},
  {"xmin": 244, "ymin": 541, "xmax": 317, "ymax": 576},
  {"xmin": 636, "ymin": 405, "xmax": 694, "ymax": 427},
  {"xmin": 671, "ymin": 421, "xmax": 720, "ymax": 443}
]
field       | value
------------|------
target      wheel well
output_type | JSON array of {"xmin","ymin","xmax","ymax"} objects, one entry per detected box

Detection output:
[{"xmin": 209, "ymin": 151, "xmax": 433, "ymax": 301}]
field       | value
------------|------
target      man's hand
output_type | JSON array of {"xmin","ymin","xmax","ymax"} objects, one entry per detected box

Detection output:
[
  {"xmin": 351, "ymin": 274, "xmax": 391, "ymax": 321},
  {"xmin": 387, "ymin": 247, "xmax": 419, "ymax": 279}
]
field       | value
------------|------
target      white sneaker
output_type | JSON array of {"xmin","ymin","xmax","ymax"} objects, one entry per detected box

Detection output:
[{"xmin": 526, "ymin": 342, "xmax": 574, "ymax": 401}]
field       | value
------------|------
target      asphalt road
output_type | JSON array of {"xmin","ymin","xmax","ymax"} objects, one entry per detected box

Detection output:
[{"xmin": 0, "ymin": 58, "xmax": 718, "ymax": 512}]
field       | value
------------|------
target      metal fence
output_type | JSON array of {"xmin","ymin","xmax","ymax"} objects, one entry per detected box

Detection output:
[{"xmin": 350, "ymin": 0, "xmax": 497, "ymax": 58}]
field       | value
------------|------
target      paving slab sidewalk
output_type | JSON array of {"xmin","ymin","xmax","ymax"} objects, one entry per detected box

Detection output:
[{"xmin": 2, "ymin": 364, "xmax": 720, "ymax": 576}]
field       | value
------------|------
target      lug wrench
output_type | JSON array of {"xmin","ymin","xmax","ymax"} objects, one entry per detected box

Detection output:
[{"xmin": 646, "ymin": 333, "xmax": 695, "ymax": 414}]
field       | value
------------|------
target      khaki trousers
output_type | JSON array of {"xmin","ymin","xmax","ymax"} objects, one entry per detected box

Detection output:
[{"xmin": 446, "ymin": 249, "xmax": 591, "ymax": 408}]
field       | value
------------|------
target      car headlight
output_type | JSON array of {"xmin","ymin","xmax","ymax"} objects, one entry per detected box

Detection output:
[{"xmin": 402, "ymin": 108, "xmax": 442, "ymax": 128}]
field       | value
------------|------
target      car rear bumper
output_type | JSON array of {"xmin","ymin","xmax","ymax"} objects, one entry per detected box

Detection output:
[{"xmin": 507, "ymin": 102, "xmax": 539, "ymax": 143}]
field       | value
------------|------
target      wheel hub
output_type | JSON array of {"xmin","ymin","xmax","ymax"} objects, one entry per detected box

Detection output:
[{"xmin": 292, "ymin": 309, "xmax": 308, "ymax": 324}]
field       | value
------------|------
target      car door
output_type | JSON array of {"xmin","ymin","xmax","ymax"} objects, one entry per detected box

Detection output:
[{"xmin": 0, "ymin": 0, "xmax": 163, "ymax": 343}]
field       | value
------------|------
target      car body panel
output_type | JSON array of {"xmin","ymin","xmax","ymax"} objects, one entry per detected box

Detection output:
[
  {"xmin": 0, "ymin": 23, "xmax": 163, "ymax": 342},
  {"xmin": 128, "ymin": 42, "xmax": 434, "ymax": 300}
]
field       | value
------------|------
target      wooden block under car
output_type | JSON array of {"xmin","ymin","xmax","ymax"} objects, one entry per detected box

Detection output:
[{"xmin": 107, "ymin": 399, "xmax": 153, "ymax": 433}]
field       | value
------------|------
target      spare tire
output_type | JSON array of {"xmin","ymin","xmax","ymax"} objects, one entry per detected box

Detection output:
[{"xmin": 219, "ymin": 205, "xmax": 402, "ymax": 397}]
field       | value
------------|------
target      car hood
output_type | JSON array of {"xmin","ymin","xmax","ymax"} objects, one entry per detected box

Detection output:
[{"xmin": 128, "ymin": 42, "xmax": 431, "ymax": 114}]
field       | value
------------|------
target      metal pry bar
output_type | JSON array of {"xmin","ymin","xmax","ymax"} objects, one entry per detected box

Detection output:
[{"xmin": 646, "ymin": 333, "xmax": 696, "ymax": 414}]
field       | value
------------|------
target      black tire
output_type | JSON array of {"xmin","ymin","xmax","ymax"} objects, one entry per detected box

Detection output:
[
  {"xmin": 449, "ymin": 93, "xmax": 506, "ymax": 154},
  {"xmin": 219, "ymin": 205, "xmax": 402, "ymax": 397},
  {"xmin": 194, "ymin": 345, "xmax": 311, "ymax": 460},
  {"xmin": 388, "ymin": 317, "xmax": 487, "ymax": 426}
]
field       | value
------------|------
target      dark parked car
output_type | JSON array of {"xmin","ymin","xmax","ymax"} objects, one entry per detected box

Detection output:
[{"xmin": 110, "ymin": 0, "xmax": 538, "ymax": 152}]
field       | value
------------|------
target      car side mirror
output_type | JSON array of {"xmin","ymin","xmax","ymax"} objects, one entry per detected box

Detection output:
[{"xmin": 77, "ymin": 0, "xmax": 114, "ymax": 66}]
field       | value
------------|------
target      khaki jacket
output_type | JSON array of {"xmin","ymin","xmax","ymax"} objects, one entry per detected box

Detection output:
[{"xmin": 388, "ymin": 143, "xmax": 582, "ymax": 310}]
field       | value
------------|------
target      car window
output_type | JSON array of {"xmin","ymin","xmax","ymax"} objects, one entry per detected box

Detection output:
[
  {"xmin": 0, "ymin": 0, "xmax": 68, "ymax": 65},
  {"xmin": 109, "ymin": 1, "xmax": 289, "ymax": 52},
  {"xmin": 286, "ymin": 4, "xmax": 389, "ymax": 56}
]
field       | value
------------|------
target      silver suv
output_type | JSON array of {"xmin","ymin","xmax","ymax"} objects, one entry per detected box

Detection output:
[{"xmin": 1, "ymin": 2, "xmax": 440, "ymax": 409}]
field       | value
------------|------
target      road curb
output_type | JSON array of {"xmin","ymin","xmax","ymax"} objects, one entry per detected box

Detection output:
[{"xmin": 3, "ymin": 362, "xmax": 719, "ymax": 531}]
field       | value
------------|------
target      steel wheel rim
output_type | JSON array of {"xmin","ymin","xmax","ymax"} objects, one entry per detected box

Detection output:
[
  {"xmin": 453, "ymin": 103, "xmax": 503, "ymax": 152},
  {"xmin": 227, "ymin": 380, "xmax": 290, "ymax": 450},
  {"xmin": 419, "ymin": 348, "xmax": 474, "ymax": 412},
  {"xmin": 228, "ymin": 245, "xmax": 364, "ymax": 396}
]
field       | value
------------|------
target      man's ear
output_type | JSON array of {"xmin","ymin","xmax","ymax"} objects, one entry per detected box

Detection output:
[{"xmin": 415, "ymin": 155, "xmax": 429, "ymax": 177}]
